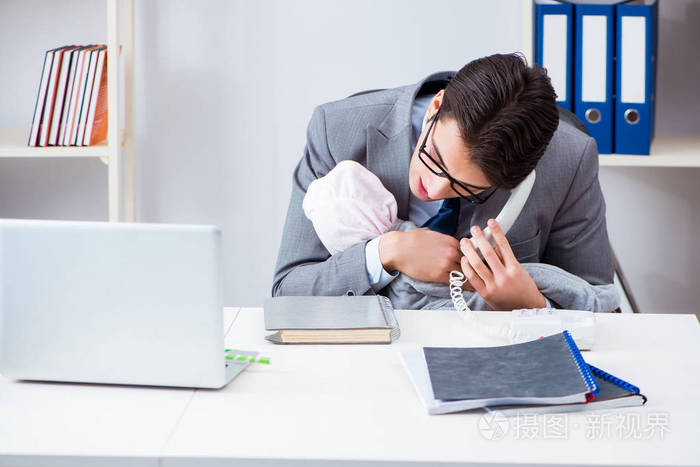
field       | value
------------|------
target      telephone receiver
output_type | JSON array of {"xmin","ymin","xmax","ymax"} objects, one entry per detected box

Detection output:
[
  {"xmin": 467, "ymin": 170, "xmax": 536, "ymax": 255},
  {"xmin": 420, "ymin": 107, "xmax": 536, "ymax": 255}
]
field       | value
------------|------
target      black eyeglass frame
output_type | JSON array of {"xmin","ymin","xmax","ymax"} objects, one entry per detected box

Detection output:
[{"xmin": 417, "ymin": 108, "xmax": 496, "ymax": 204}]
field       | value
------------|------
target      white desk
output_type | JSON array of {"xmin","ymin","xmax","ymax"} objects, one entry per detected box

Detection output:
[
  {"xmin": 1, "ymin": 308, "xmax": 699, "ymax": 467},
  {"xmin": 0, "ymin": 308, "xmax": 240, "ymax": 467}
]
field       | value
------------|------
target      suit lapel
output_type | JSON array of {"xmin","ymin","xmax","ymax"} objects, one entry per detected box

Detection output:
[
  {"xmin": 366, "ymin": 70, "xmax": 458, "ymax": 221},
  {"xmin": 366, "ymin": 126, "xmax": 412, "ymax": 220}
]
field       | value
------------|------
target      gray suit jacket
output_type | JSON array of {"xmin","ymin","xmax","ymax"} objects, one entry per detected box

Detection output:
[{"xmin": 271, "ymin": 71, "xmax": 614, "ymax": 300}]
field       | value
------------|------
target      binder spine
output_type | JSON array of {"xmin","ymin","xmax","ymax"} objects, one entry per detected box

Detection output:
[
  {"xmin": 588, "ymin": 364, "xmax": 640, "ymax": 395},
  {"xmin": 574, "ymin": 3, "xmax": 615, "ymax": 154},
  {"xmin": 535, "ymin": 1, "xmax": 573, "ymax": 111},
  {"xmin": 378, "ymin": 295, "xmax": 400, "ymax": 342},
  {"xmin": 563, "ymin": 330, "xmax": 600, "ymax": 396},
  {"xmin": 615, "ymin": 0, "xmax": 656, "ymax": 155}
]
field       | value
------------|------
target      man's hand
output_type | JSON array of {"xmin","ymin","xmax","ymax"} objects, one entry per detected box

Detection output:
[
  {"xmin": 459, "ymin": 219, "xmax": 545, "ymax": 310},
  {"xmin": 379, "ymin": 228, "xmax": 472, "ymax": 288}
]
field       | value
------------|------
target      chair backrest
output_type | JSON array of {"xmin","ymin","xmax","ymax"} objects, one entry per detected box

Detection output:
[{"xmin": 556, "ymin": 108, "xmax": 638, "ymax": 313}]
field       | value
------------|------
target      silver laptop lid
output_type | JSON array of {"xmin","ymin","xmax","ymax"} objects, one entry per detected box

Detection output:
[{"xmin": 0, "ymin": 219, "xmax": 226, "ymax": 388}]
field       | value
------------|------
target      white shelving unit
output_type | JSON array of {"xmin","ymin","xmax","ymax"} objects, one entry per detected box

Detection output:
[
  {"xmin": 521, "ymin": 0, "xmax": 700, "ymax": 169},
  {"xmin": 0, "ymin": 0, "xmax": 135, "ymax": 221}
]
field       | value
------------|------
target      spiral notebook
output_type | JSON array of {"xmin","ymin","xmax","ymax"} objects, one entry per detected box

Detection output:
[
  {"xmin": 400, "ymin": 331, "xmax": 600, "ymax": 415},
  {"xmin": 264, "ymin": 295, "xmax": 399, "ymax": 344},
  {"xmin": 485, "ymin": 364, "xmax": 646, "ymax": 416}
]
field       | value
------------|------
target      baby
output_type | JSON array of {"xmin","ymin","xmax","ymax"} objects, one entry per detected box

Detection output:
[{"xmin": 302, "ymin": 160, "xmax": 620, "ymax": 312}]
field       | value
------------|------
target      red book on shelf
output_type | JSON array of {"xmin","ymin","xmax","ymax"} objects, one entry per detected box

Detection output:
[
  {"xmin": 49, "ymin": 45, "xmax": 79, "ymax": 146},
  {"xmin": 63, "ymin": 46, "xmax": 90, "ymax": 146},
  {"xmin": 38, "ymin": 46, "xmax": 70, "ymax": 147},
  {"xmin": 28, "ymin": 47, "xmax": 61, "ymax": 146},
  {"xmin": 67, "ymin": 45, "xmax": 99, "ymax": 146},
  {"xmin": 83, "ymin": 47, "xmax": 108, "ymax": 146},
  {"xmin": 58, "ymin": 47, "xmax": 81, "ymax": 145},
  {"xmin": 77, "ymin": 46, "xmax": 102, "ymax": 146}
]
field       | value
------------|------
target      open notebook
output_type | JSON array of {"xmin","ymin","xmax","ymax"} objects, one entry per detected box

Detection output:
[{"xmin": 400, "ymin": 331, "xmax": 601, "ymax": 415}]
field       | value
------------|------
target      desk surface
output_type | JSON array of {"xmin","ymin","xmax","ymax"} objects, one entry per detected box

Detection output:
[{"xmin": 1, "ymin": 308, "xmax": 698, "ymax": 467}]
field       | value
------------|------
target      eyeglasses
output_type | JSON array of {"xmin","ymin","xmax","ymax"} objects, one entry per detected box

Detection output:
[{"xmin": 417, "ymin": 108, "xmax": 497, "ymax": 204}]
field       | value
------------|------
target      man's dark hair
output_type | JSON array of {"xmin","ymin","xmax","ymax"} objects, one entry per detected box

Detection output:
[{"xmin": 440, "ymin": 53, "xmax": 559, "ymax": 189}]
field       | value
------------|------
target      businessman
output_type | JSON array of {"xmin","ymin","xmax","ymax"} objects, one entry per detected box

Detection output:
[{"xmin": 272, "ymin": 53, "xmax": 614, "ymax": 310}]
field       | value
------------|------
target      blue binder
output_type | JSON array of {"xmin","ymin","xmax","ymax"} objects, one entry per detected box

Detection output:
[
  {"xmin": 573, "ymin": 2, "xmax": 616, "ymax": 154},
  {"xmin": 535, "ymin": 1, "xmax": 574, "ymax": 111},
  {"xmin": 615, "ymin": 0, "xmax": 658, "ymax": 155}
]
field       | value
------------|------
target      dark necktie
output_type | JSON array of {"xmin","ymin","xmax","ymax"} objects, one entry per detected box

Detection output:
[{"xmin": 421, "ymin": 197, "xmax": 460, "ymax": 236}]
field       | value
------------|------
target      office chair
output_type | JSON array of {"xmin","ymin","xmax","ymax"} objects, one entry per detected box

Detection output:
[{"xmin": 559, "ymin": 106, "xmax": 638, "ymax": 313}]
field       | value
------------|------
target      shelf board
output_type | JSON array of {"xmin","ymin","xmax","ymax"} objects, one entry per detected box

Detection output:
[
  {"xmin": 599, "ymin": 135, "xmax": 700, "ymax": 168},
  {"xmin": 599, "ymin": 135, "xmax": 700, "ymax": 167},
  {"xmin": 3, "ymin": 130, "xmax": 698, "ymax": 168},
  {"xmin": 0, "ymin": 129, "xmax": 110, "ymax": 158}
]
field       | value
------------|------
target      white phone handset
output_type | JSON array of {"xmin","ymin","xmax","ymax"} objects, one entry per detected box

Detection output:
[
  {"xmin": 468, "ymin": 169, "xmax": 536, "ymax": 253},
  {"xmin": 449, "ymin": 170, "xmax": 536, "ymax": 323},
  {"xmin": 449, "ymin": 169, "xmax": 536, "ymax": 315}
]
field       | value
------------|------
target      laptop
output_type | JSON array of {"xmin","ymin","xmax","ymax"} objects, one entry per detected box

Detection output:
[{"xmin": 0, "ymin": 218, "xmax": 253, "ymax": 388}]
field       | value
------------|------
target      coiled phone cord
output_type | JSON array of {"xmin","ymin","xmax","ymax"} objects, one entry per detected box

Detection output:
[{"xmin": 449, "ymin": 270, "xmax": 537, "ymax": 343}]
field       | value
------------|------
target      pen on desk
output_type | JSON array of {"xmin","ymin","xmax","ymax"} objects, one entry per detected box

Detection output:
[{"xmin": 225, "ymin": 349, "xmax": 270, "ymax": 364}]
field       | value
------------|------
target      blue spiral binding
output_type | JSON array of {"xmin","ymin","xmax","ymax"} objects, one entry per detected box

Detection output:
[
  {"xmin": 588, "ymin": 364, "xmax": 641, "ymax": 395},
  {"xmin": 562, "ymin": 330, "xmax": 600, "ymax": 396}
]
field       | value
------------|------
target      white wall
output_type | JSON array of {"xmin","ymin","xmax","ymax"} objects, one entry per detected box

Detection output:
[{"xmin": 1, "ymin": 0, "xmax": 698, "ymax": 314}]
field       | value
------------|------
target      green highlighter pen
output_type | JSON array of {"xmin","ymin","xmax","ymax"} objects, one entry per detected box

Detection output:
[{"xmin": 225, "ymin": 349, "xmax": 270, "ymax": 364}]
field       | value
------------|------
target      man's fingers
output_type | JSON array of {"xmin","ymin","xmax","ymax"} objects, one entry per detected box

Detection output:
[
  {"xmin": 460, "ymin": 236, "xmax": 493, "ymax": 286},
  {"xmin": 487, "ymin": 219, "xmax": 517, "ymax": 266},
  {"xmin": 470, "ymin": 225, "xmax": 506, "ymax": 276},
  {"xmin": 460, "ymin": 256, "xmax": 485, "ymax": 294}
]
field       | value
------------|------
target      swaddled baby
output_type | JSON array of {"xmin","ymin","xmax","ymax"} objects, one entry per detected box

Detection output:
[{"xmin": 302, "ymin": 160, "xmax": 620, "ymax": 312}]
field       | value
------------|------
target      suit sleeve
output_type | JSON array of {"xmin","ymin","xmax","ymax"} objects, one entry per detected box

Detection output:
[
  {"xmin": 542, "ymin": 136, "xmax": 614, "ymax": 286},
  {"xmin": 271, "ymin": 106, "xmax": 375, "ymax": 297}
]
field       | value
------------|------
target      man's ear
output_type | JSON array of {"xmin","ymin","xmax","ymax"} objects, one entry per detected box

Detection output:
[
  {"xmin": 429, "ymin": 89, "xmax": 445, "ymax": 116},
  {"xmin": 422, "ymin": 90, "xmax": 446, "ymax": 130}
]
